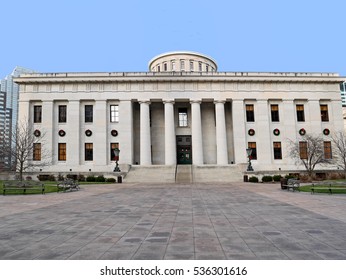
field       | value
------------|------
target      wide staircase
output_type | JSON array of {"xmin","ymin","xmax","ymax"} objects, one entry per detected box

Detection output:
[
  {"xmin": 123, "ymin": 164, "xmax": 244, "ymax": 183},
  {"xmin": 175, "ymin": 165, "xmax": 193, "ymax": 183}
]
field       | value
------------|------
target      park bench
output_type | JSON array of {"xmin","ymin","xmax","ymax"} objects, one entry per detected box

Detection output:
[
  {"xmin": 282, "ymin": 178, "xmax": 300, "ymax": 192},
  {"xmin": 57, "ymin": 179, "xmax": 80, "ymax": 192},
  {"xmin": 311, "ymin": 183, "xmax": 346, "ymax": 195},
  {"xmin": 3, "ymin": 180, "xmax": 45, "ymax": 195}
]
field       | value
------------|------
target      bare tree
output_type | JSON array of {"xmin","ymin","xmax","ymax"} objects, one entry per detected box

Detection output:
[
  {"xmin": 287, "ymin": 133, "xmax": 332, "ymax": 179},
  {"xmin": 330, "ymin": 131, "xmax": 346, "ymax": 178},
  {"xmin": 1, "ymin": 121, "xmax": 50, "ymax": 180}
]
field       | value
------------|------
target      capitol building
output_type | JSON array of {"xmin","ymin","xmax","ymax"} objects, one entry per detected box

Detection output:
[{"xmin": 14, "ymin": 51, "xmax": 345, "ymax": 182}]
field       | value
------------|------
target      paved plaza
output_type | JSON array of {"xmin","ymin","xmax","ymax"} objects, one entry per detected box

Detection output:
[{"xmin": 0, "ymin": 182, "xmax": 346, "ymax": 260}]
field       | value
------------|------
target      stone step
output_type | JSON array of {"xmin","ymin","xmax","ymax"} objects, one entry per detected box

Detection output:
[
  {"xmin": 175, "ymin": 165, "xmax": 192, "ymax": 183},
  {"xmin": 124, "ymin": 165, "xmax": 176, "ymax": 183}
]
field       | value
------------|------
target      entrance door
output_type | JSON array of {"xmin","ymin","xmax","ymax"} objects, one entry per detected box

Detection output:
[
  {"xmin": 177, "ymin": 146, "xmax": 192, "ymax": 164},
  {"xmin": 176, "ymin": 135, "xmax": 192, "ymax": 164}
]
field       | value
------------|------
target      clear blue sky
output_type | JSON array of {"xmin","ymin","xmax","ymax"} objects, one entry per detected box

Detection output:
[{"xmin": 1, "ymin": 0, "xmax": 345, "ymax": 78}]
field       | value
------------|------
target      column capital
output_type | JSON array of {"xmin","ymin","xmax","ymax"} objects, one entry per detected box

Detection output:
[
  {"xmin": 214, "ymin": 100, "xmax": 226, "ymax": 104},
  {"xmin": 163, "ymin": 100, "xmax": 175, "ymax": 104},
  {"xmin": 138, "ymin": 100, "xmax": 151, "ymax": 105},
  {"xmin": 190, "ymin": 100, "xmax": 202, "ymax": 104}
]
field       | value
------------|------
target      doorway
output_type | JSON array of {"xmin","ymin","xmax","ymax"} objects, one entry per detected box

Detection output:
[{"xmin": 176, "ymin": 135, "xmax": 192, "ymax": 164}]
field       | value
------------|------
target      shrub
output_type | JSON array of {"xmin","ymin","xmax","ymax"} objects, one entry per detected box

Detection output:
[
  {"xmin": 273, "ymin": 175, "xmax": 282, "ymax": 182},
  {"xmin": 77, "ymin": 174, "xmax": 86, "ymax": 181},
  {"xmin": 86, "ymin": 176, "xmax": 96, "ymax": 182},
  {"xmin": 37, "ymin": 174, "xmax": 55, "ymax": 181},
  {"xmin": 25, "ymin": 176, "xmax": 32, "ymax": 180},
  {"xmin": 49, "ymin": 175, "xmax": 55, "ymax": 181},
  {"xmin": 67, "ymin": 174, "xmax": 77, "ymax": 180},
  {"xmin": 299, "ymin": 174, "xmax": 311, "ymax": 182},
  {"xmin": 95, "ymin": 175, "xmax": 106, "ymax": 182},
  {"xmin": 249, "ymin": 176, "xmax": 259, "ymax": 183},
  {"xmin": 106, "ymin": 178, "xmax": 116, "ymax": 183},
  {"xmin": 262, "ymin": 176, "xmax": 273, "ymax": 182}
]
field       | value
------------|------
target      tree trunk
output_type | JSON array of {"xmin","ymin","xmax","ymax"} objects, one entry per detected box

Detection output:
[{"xmin": 19, "ymin": 162, "xmax": 24, "ymax": 181}]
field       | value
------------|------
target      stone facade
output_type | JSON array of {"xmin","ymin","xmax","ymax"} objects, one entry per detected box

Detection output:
[{"xmin": 14, "ymin": 51, "xmax": 345, "ymax": 179}]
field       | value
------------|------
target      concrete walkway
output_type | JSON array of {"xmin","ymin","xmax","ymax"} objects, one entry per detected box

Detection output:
[{"xmin": 0, "ymin": 182, "xmax": 346, "ymax": 260}]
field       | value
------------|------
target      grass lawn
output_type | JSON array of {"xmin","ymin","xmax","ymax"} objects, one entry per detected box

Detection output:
[
  {"xmin": 0, "ymin": 180, "xmax": 115, "ymax": 195},
  {"xmin": 299, "ymin": 184, "xmax": 346, "ymax": 194}
]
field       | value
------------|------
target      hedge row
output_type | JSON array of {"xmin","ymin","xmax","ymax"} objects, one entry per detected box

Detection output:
[
  {"xmin": 37, "ymin": 174, "xmax": 116, "ymax": 182},
  {"xmin": 249, "ymin": 174, "xmax": 296, "ymax": 183}
]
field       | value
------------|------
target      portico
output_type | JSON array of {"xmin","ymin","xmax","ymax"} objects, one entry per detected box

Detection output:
[{"xmin": 133, "ymin": 99, "xmax": 232, "ymax": 166}]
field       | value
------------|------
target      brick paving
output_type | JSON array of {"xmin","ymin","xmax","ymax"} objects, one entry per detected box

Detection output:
[{"xmin": 0, "ymin": 182, "xmax": 346, "ymax": 260}]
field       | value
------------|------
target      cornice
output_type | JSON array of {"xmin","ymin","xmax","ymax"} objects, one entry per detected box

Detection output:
[{"xmin": 14, "ymin": 71, "xmax": 344, "ymax": 84}]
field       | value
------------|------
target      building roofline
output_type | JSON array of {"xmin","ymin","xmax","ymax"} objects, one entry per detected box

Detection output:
[{"xmin": 14, "ymin": 71, "xmax": 343, "ymax": 84}]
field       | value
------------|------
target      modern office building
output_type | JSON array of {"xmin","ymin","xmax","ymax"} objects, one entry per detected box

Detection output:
[
  {"xmin": 0, "ymin": 90, "xmax": 12, "ymax": 170},
  {"xmin": 14, "ymin": 51, "xmax": 345, "ymax": 182},
  {"xmin": 340, "ymin": 81, "xmax": 346, "ymax": 106},
  {"xmin": 1, "ymin": 67, "xmax": 36, "ymax": 132},
  {"xmin": 0, "ymin": 67, "xmax": 35, "ymax": 170}
]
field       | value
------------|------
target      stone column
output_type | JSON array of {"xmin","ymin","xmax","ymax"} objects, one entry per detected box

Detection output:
[
  {"xmin": 331, "ymin": 100, "xmax": 344, "ymax": 131},
  {"xmin": 94, "ymin": 100, "xmax": 108, "ymax": 166},
  {"xmin": 282, "ymin": 99, "xmax": 296, "ymax": 137},
  {"xmin": 118, "ymin": 100, "xmax": 133, "ymax": 164},
  {"xmin": 214, "ymin": 100, "xmax": 228, "ymax": 165},
  {"xmin": 139, "ymin": 101, "xmax": 152, "ymax": 165},
  {"xmin": 42, "ymin": 101, "xmax": 54, "ymax": 165},
  {"xmin": 67, "ymin": 101, "xmax": 80, "ymax": 166},
  {"xmin": 256, "ymin": 100, "xmax": 271, "ymax": 165},
  {"xmin": 164, "ymin": 100, "xmax": 176, "ymax": 165},
  {"xmin": 232, "ymin": 100, "xmax": 247, "ymax": 163},
  {"xmin": 308, "ymin": 100, "xmax": 322, "ymax": 133},
  {"xmin": 190, "ymin": 100, "xmax": 204, "ymax": 165}
]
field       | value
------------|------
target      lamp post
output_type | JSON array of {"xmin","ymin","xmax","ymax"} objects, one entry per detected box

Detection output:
[
  {"xmin": 246, "ymin": 148, "xmax": 254, "ymax": 171},
  {"xmin": 113, "ymin": 148, "xmax": 121, "ymax": 172}
]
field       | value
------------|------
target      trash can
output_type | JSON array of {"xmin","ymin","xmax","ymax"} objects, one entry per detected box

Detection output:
[
  {"xmin": 117, "ymin": 176, "xmax": 122, "ymax": 183},
  {"xmin": 243, "ymin": 175, "xmax": 248, "ymax": 182},
  {"xmin": 280, "ymin": 178, "xmax": 287, "ymax": 189}
]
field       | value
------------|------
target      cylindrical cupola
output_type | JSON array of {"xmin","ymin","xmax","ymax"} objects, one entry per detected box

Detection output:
[{"xmin": 148, "ymin": 51, "xmax": 217, "ymax": 72}]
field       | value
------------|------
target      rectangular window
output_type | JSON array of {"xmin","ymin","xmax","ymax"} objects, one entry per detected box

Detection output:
[
  {"xmin": 206, "ymin": 65, "xmax": 209, "ymax": 72},
  {"xmin": 178, "ymin": 108, "xmax": 188, "ymax": 127},
  {"xmin": 180, "ymin": 60, "xmax": 185, "ymax": 71},
  {"xmin": 171, "ymin": 61, "xmax": 175, "ymax": 71},
  {"xmin": 248, "ymin": 142, "xmax": 257, "ymax": 160},
  {"xmin": 58, "ymin": 143, "xmax": 66, "ymax": 161},
  {"xmin": 58, "ymin": 105, "xmax": 67, "ymax": 123},
  {"xmin": 324, "ymin": 141, "xmax": 332, "ymax": 159},
  {"xmin": 190, "ymin": 60, "xmax": 194, "ymax": 71},
  {"xmin": 299, "ymin": 141, "xmax": 308, "ymax": 159},
  {"xmin": 85, "ymin": 105, "xmax": 93, "ymax": 123},
  {"xmin": 273, "ymin": 142, "xmax": 282, "ymax": 159},
  {"xmin": 85, "ymin": 143, "xmax": 93, "ymax": 161},
  {"xmin": 163, "ymin": 63, "xmax": 167, "ymax": 71},
  {"xmin": 110, "ymin": 105, "xmax": 119, "ymax": 122},
  {"xmin": 271, "ymin": 104, "xmax": 280, "ymax": 122},
  {"xmin": 157, "ymin": 65, "xmax": 161, "ymax": 72},
  {"xmin": 33, "ymin": 143, "xmax": 41, "ymax": 161},
  {"xmin": 246, "ymin": 104, "xmax": 255, "ymax": 122},
  {"xmin": 110, "ymin": 143, "xmax": 119, "ymax": 161},
  {"xmin": 320, "ymin": 105, "xmax": 329, "ymax": 122},
  {"xmin": 33, "ymin": 105, "xmax": 42, "ymax": 123},
  {"xmin": 198, "ymin": 62, "xmax": 202, "ymax": 72},
  {"xmin": 296, "ymin": 104, "xmax": 305, "ymax": 122}
]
